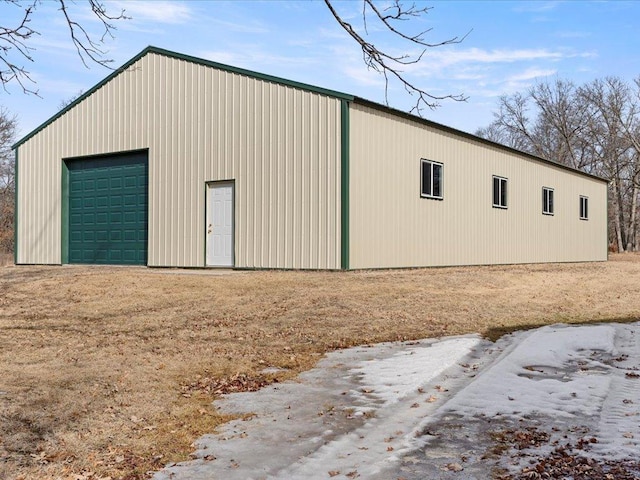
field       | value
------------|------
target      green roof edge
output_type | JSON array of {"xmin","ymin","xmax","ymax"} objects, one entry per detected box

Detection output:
[{"xmin": 13, "ymin": 45, "xmax": 354, "ymax": 149}]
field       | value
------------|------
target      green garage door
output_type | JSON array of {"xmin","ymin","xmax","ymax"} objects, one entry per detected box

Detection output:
[{"xmin": 66, "ymin": 151, "xmax": 148, "ymax": 265}]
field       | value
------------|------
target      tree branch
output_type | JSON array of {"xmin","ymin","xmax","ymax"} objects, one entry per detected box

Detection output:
[
  {"xmin": 324, "ymin": 0, "xmax": 469, "ymax": 116},
  {"xmin": 0, "ymin": 0, "xmax": 127, "ymax": 94},
  {"xmin": 0, "ymin": 0, "xmax": 39, "ymax": 94},
  {"xmin": 57, "ymin": 0, "xmax": 127, "ymax": 69}
]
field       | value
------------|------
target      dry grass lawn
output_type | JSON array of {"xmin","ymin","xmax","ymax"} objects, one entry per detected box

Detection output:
[
  {"xmin": 1, "ymin": 255, "xmax": 640, "ymax": 479},
  {"xmin": 0, "ymin": 253, "xmax": 12, "ymax": 267}
]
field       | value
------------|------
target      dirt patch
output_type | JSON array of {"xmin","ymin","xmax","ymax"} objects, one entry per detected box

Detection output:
[
  {"xmin": 0, "ymin": 253, "xmax": 12, "ymax": 267},
  {"xmin": 1, "ymin": 254, "xmax": 640, "ymax": 479}
]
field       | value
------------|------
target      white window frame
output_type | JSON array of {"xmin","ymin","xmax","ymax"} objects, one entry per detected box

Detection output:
[
  {"xmin": 542, "ymin": 187, "xmax": 554, "ymax": 215},
  {"xmin": 420, "ymin": 159, "xmax": 443, "ymax": 200},
  {"xmin": 492, "ymin": 175, "xmax": 508, "ymax": 209},
  {"xmin": 580, "ymin": 196, "xmax": 589, "ymax": 220}
]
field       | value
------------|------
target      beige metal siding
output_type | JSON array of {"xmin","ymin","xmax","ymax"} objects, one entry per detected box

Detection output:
[
  {"xmin": 349, "ymin": 103, "xmax": 608, "ymax": 269},
  {"xmin": 16, "ymin": 52, "xmax": 342, "ymax": 268}
]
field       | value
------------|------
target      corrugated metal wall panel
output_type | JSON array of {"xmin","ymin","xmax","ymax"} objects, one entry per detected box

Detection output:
[
  {"xmin": 16, "ymin": 52, "xmax": 342, "ymax": 269},
  {"xmin": 348, "ymin": 103, "xmax": 608, "ymax": 269}
]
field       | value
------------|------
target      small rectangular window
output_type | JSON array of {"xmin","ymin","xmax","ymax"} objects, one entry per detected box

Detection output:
[
  {"xmin": 492, "ymin": 176, "xmax": 507, "ymax": 208},
  {"xmin": 580, "ymin": 196, "xmax": 589, "ymax": 220},
  {"xmin": 542, "ymin": 187, "xmax": 554, "ymax": 215},
  {"xmin": 421, "ymin": 160, "xmax": 443, "ymax": 199}
]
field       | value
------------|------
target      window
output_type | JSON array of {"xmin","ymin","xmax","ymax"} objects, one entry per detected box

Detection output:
[
  {"xmin": 580, "ymin": 196, "xmax": 589, "ymax": 220},
  {"xmin": 492, "ymin": 176, "xmax": 507, "ymax": 208},
  {"xmin": 421, "ymin": 160, "xmax": 443, "ymax": 199},
  {"xmin": 542, "ymin": 187, "xmax": 554, "ymax": 215}
]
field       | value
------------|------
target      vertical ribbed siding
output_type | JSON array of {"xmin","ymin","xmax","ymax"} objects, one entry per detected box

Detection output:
[
  {"xmin": 16, "ymin": 52, "xmax": 342, "ymax": 269},
  {"xmin": 348, "ymin": 103, "xmax": 608, "ymax": 269}
]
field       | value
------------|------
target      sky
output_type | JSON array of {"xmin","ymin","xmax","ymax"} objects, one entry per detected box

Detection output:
[{"xmin": 2, "ymin": 0, "xmax": 640, "ymax": 140}]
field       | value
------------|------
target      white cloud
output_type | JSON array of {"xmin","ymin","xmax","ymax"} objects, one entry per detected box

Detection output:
[
  {"xmin": 342, "ymin": 64, "xmax": 386, "ymax": 88},
  {"xmin": 555, "ymin": 30, "xmax": 592, "ymax": 39},
  {"xmin": 112, "ymin": 1, "xmax": 193, "ymax": 24},
  {"xmin": 205, "ymin": 18, "xmax": 269, "ymax": 34},
  {"xmin": 199, "ymin": 48, "xmax": 315, "ymax": 74},
  {"xmin": 427, "ymin": 47, "xmax": 568, "ymax": 67},
  {"xmin": 512, "ymin": 1, "xmax": 562, "ymax": 13},
  {"xmin": 507, "ymin": 67, "xmax": 557, "ymax": 82}
]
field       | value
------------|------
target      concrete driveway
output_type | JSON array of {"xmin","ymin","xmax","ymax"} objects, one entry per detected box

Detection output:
[{"xmin": 154, "ymin": 323, "xmax": 640, "ymax": 480}]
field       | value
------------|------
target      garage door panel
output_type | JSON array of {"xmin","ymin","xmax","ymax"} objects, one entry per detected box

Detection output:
[
  {"xmin": 96, "ymin": 178, "xmax": 109, "ymax": 190},
  {"xmin": 66, "ymin": 151, "xmax": 148, "ymax": 265},
  {"xmin": 123, "ymin": 194, "xmax": 137, "ymax": 206}
]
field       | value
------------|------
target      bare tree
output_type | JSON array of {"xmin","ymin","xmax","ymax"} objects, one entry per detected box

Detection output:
[
  {"xmin": 0, "ymin": 106, "xmax": 17, "ymax": 253},
  {"xmin": 478, "ymin": 76, "xmax": 640, "ymax": 253},
  {"xmin": 0, "ymin": 0, "xmax": 127, "ymax": 94},
  {"xmin": 324, "ymin": 0, "xmax": 469, "ymax": 115},
  {"xmin": 58, "ymin": 90, "xmax": 84, "ymax": 110},
  {"xmin": 530, "ymin": 79, "xmax": 593, "ymax": 171},
  {"xmin": 478, "ymin": 80, "xmax": 592, "ymax": 170},
  {"xmin": 580, "ymin": 78, "xmax": 640, "ymax": 252},
  {"xmin": 477, "ymin": 92, "xmax": 537, "ymax": 153}
]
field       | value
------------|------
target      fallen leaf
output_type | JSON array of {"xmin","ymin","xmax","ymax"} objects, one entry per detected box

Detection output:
[
  {"xmin": 426, "ymin": 395, "xmax": 437, "ymax": 403},
  {"xmin": 328, "ymin": 470, "xmax": 340, "ymax": 477}
]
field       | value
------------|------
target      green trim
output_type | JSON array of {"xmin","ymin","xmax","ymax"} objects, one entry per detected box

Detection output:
[
  {"xmin": 13, "ymin": 46, "xmax": 354, "ymax": 149},
  {"xmin": 61, "ymin": 160, "xmax": 69, "ymax": 264},
  {"xmin": 13, "ymin": 148, "xmax": 18, "ymax": 264},
  {"xmin": 340, "ymin": 100, "xmax": 350, "ymax": 270}
]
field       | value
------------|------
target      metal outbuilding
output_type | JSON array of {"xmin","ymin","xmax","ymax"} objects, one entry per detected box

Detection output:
[{"xmin": 13, "ymin": 46, "xmax": 608, "ymax": 269}]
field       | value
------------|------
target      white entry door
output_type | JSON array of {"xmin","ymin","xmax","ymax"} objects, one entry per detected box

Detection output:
[{"xmin": 206, "ymin": 182, "xmax": 234, "ymax": 267}]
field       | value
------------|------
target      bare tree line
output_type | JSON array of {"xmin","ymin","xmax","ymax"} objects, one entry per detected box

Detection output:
[
  {"xmin": 477, "ymin": 77, "xmax": 640, "ymax": 253},
  {"xmin": 0, "ymin": 107, "xmax": 17, "ymax": 253}
]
